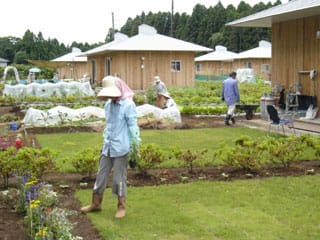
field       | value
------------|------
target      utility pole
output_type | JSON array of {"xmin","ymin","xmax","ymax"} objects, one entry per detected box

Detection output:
[
  {"xmin": 112, "ymin": 12, "xmax": 115, "ymax": 41},
  {"xmin": 171, "ymin": 0, "xmax": 174, "ymax": 37}
]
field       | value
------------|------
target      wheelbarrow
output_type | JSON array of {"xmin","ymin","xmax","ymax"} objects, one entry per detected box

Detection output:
[{"xmin": 236, "ymin": 104, "xmax": 259, "ymax": 120}]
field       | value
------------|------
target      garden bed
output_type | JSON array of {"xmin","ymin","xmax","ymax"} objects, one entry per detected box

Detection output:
[
  {"xmin": 2, "ymin": 160, "xmax": 320, "ymax": 239},
  {"xmin": 1, "ymin": 114, "xmax": 318, "ymax": 239}
]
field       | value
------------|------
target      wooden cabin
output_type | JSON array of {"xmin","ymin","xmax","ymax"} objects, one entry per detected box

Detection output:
[
  {"xmin": 83, "ymin": 24, "xmax": 212, "ymax": 90},
  {"xmin": 227, "ymin": 0, "xmax": 320, "ymax": 116},
  {"xmin": 51, "ymin": 47, "xmax": 88, "ymax": 81},
  {"xmin": 233, "ymin": 40, "xmax": 272, "ymax": 81},
  {"xmin": 195, "ymin": 45, "xmax": 237, "ymax": 81}
]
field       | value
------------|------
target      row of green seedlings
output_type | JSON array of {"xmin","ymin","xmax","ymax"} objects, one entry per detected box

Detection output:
[
  {"xmin": 66, "ymin": 134, "xmax": 320, "ymax": 181},
  {"xmin": 0, "ymin": 147, "xmax": 81, "ymax": 239}
]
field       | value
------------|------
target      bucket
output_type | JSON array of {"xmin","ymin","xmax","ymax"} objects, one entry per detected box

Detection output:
[
  {"xmin": 260, "ymin": 94, "xmax": 276, "ymax": 120},
  {"xmin": 264, "ymin": 95, "xmax": 276, "ymax": 120},
  {"xmin": 9, "ymin": 122, "xmax": 18, "ymax": 131}
]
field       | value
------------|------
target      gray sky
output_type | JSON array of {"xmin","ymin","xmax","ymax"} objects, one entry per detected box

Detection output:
[{"xmin": 1, "ymin": 0, "xmax": 284, "ymax": 45}]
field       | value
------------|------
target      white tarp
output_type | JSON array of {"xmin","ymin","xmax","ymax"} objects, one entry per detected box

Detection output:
[
  {"xmin": 22, "ymin": 106, "xmax": 105, "ymax": 126},
  {"xmin": 137, "ymin": 104, "xmax": 181, "ymax": 123},
  {"xmin": 3, "ymin": 81, "xmax": 95, "ymax": 97},
  {"xmin": 22, "ymin": 103, "xmax": 181, "ymax": 126},
  {"xmin": 236, "ymin": 68, "xmax": 256, "ymax": 83}
]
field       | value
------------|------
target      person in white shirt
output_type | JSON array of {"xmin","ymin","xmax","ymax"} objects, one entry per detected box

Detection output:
[
  {"xmin": 160, "ymin": 92, "xmax": 176, "ymax": 109},
  {"xmin": 153, "ymin": 76, "xmax": 168, "ymax": 108}
]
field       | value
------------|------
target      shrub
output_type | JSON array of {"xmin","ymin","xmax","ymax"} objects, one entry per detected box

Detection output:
[
  {"xmin": 12, "ymin": 147, "xmax": 58, "ymax": 181},
  {"xmin": 263, "ymin": 135, "xmax": 320, "ymax": 168},
  {"xmin": 139, "ymin": 143, "xmax": 165, "ymax": 173},
  {"xmin": 213, "ymin": 135, "xmax": 263, "ymax": 171},
  {"xmin": 177, "ymin": 149, "xmax": 208, "ymax": 173},
  {"xmin": 71, "ymin": 147, "xmax": 100, "ymax": 178}
]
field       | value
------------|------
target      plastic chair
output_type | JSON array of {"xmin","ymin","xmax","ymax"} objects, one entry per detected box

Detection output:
[{"xmin": 267, "ymin": 105, "xmax": 296, "ymax": 135}]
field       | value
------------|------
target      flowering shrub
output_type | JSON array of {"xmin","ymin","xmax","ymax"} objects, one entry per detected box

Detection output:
[{"xmin": 21, "ymin": 181, "xmax": 82, "ymax": 240}]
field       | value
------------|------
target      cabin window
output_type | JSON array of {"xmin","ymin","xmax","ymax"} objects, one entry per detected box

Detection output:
[
  {"xmin": 196, "ymin": 63, "xmax": 202, "ymax": 72},
  {"xmin": 261, "ymin": 64, "xmax": 270, "ymax": 72},
  {"xmin": 244, "ymin": 61, "xmax": 252, "ymax": 68},
  {"xmin": 171, "ymin": 60, "xmax": 181, "ymax": 72}
]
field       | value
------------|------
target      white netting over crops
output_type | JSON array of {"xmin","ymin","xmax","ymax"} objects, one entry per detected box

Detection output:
[
  {"xmin": 23, "ymin": 103, "xmax": 181, "ymax": 126},
  {"xmin": 136, "ymin": 104, "xmax": 181, "ymax": 123},
  {"xmin": 3, "ymin": 81, "xmax": 95, "ymax": 97},
  {"xmin": 22, "ymin": 106, "xmax": 105, "ymax": 126}
]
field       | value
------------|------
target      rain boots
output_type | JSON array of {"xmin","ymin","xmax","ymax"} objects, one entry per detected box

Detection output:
[
  {"xmin": 225, "ymin": 114, "xmax": 231, "ymax": 125},
  {"xmin": 231, "ymin": 116, "xmax": 236, "ymax": 124},
  {"xmin": 225, "ymin": 114, "xmax": 235, "ymax": 125},
  {"xmin": 115, "ymin": 197, "xmax": 126, "ymax": 218},
  {"xmin": 80, "ymin": 193, "xmax": 103, "ymax": 213}
]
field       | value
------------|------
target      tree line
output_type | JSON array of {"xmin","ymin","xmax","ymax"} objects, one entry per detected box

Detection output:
[{"xmin": 0, "ymin": 0, "xmax": 281, "ymax": 65}]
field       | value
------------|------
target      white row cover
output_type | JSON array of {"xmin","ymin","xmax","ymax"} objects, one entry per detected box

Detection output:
[
  {"xmin": 22, "ymin": 106, "xmax": 105, "ymax": 126},
  {"xmin": 3, "ymin": 81, "xmax": 95, "ymax": 97},
  {"xmin": 136, "ymin": 104, "xmax": 182, "ymax": 123},
  {"xmin": 22, "ymin": 104, "xmax": 181, "ymax": 126}
]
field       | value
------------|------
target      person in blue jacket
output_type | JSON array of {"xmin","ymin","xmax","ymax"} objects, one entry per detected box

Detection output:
[
  {"xmin": 81, "ymin": 76, "xmax": 140, "ymax": 219},
  {"xmin": 222, "ymin": 71, "xmax": 240, "ymax": 125}
]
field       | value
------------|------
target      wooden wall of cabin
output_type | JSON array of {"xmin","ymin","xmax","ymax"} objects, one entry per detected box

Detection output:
[
  {"xmin": 89, "ymin": 51, "xmax": 196, "ymax": 90},
  {"xmin": 233, "ymin": 59, "xmax": 271, "ymax": 81},
  {"xmin": 272, "ymin": 15, "xmax": 320, "ymax": 110},
  {"xmin": 196, "ymin": 61, "xmax": 234, "ymax": 76},
  {"xmin": 57, "ymin": 62, "xmax": 88, "ymax": 80}
]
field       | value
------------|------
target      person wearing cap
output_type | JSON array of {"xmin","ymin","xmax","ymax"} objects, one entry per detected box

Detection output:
[
  {"xmin": 222, "ymin": 71, "xmax": 240, "ymax": 125},
  {"xmin": 15, "ymin": 133, "xmax": 24, "ymax": 149},
  {"xmin": 153, "ymin": 76, "xmax": 168, "ymax": 108},
  {"xmin": 160, "ymin": 92, "xmax": 177, "ymax": 109},
  {"xmin": 80, "ymin": 76, "xmax": 140, "ymax": 219}
]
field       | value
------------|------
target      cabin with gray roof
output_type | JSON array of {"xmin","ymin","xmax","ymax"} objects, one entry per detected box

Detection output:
[
  {"xmin": 227, "ymin": 0, "xmax": 320, "ymax": 115},
  {"xmin": 51, "ymin": 47, "xmax": 88, "ymax": 80},
  {"xmin": 233, "ymin": 40, "xmax": 272, "ymax": 81},
  {"xmin": 195, "ymin": 45, "xmax": 237, "ymax": 81},
  {"xmin": 0, "ymin": 57, "xmax": 9, "ymax": 67},
  {"xmin": 83, "ymin": 24, "xmax": 212, "ymax": 90}
]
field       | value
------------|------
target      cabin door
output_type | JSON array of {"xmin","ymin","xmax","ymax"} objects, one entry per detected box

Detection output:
[
  {"xmin": 105, "ymin": 57, "xmax": 111, "ymax": 76},
  {"xmin": 91, "ymin": 59, "xmax": 96, "ymax": 85}
]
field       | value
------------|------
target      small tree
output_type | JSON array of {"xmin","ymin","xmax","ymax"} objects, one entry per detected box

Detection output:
[{"xmin": 177, "ymin": 149, "xmax": 208, "ymax": 173}]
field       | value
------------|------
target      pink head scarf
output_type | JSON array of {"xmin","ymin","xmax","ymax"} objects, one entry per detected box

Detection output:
[{"xmin": 114, "ymin": 77, "xmax": 134, "ymax": 101}]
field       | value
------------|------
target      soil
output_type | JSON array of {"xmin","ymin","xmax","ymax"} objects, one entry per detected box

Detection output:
[{"xmin": 1, "ymin": 115, "xmax": 319, "ymax": 240}]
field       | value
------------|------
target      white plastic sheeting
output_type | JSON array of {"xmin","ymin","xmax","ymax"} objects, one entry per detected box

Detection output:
[
  {"xmin": 236, "ymin": 68, "xmax": 256, "ymax": 83},
  {"xmin": 137, "ymin": 104, "xmax": 181, "ymax": 123},
  {"xmin": 22, "ymin": 103, "xmax": 181, "ymax": 126},
  {"xmin": 22, "ymin": 106, "xmax": 105, "ymax": 126},
  {"xmin": 3, "ymin": 81, "xmax": 95, "ymax": 97}
]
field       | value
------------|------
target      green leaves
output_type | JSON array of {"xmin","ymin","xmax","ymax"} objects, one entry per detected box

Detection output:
[
  {"xmin": 70, "ymin": 147, "xmax": 100, "ymax": 179},
  {"xmin": 213, "ymin": 134, "xmax": 320, "ymax": 171}
]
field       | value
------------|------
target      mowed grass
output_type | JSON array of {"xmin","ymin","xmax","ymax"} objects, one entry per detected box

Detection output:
[
  {"xmin": 76, "ymin": 175, "xmax": 320, "ymax": 240},
  {"xmin": 36, "ymin": 127, "xmax": 269, "ymax": 171}
]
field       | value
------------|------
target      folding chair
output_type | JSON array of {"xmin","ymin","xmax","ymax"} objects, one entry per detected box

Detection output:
[{"xmin": 267, "ymin": 105, "xmax": 296, "ymax": 135}]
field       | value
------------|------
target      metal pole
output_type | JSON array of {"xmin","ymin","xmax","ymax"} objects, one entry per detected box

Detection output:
[
  {"xmin": 171, "ymin": 0, "xmax": 174, "ymax": 37},
  {"xmin": 112, "ymin": 12, "xmax": 115, "ymax": 41}
]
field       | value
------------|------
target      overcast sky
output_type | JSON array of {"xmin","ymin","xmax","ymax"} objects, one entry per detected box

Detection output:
[{"xmin": 1, "ymin": 0, "xmax": 285, "ymax": 45}]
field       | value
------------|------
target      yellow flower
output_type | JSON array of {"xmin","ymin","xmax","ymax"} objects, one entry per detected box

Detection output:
[
  {"xmin": 30, "ymin": 199, "xmax": 41, "ymax": 209},
  {"xmin": 35, "ymin": 227, "xmax": 47, "ymax": 237},
  {"xmin": 26, "ymin": 180, "xmax": 38, "ymax": 186}
]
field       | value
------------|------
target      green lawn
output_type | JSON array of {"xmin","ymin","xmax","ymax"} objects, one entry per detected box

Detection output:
[
  {"xmin": 36, "ymin": 127, "xmax": 269, "ymax": 171},
  {"xmin": 35, "ymin": 128, "xmax": 320, "ymax": 239},
  {"xmin": 76, "ymin": 175, "xmax": 320, "ymax": 240}
]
